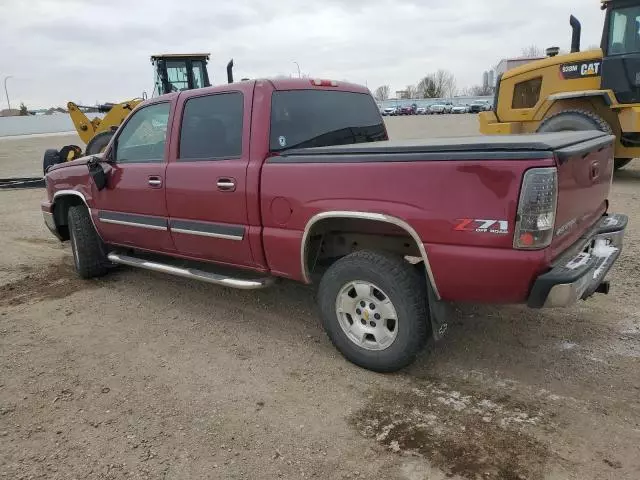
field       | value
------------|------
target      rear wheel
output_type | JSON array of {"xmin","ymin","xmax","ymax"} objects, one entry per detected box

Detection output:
[
  {"xmin": 317, "ymin": 250, "xmax": 429, "ymax": 372},
  {"xmin": 537, "ymin": 109, "xmax": 631, "ymax": 171},
  {"xmin": 85, "ymin": 131, "xmax": 114, "ymax": 156}
]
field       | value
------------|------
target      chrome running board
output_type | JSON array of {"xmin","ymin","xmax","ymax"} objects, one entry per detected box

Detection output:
[{"xmin": 107, "ymin": 252, "xmax": 274, "ymax": 290}]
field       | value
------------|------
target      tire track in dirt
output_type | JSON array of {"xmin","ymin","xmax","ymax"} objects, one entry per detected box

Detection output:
[
  {"xmin": 350, "ymin": 377, "xmax": 552, "ymax": 480},
  {"xmin": 0, "ymin": 260, "xmax": 100, "ymax": 307}
]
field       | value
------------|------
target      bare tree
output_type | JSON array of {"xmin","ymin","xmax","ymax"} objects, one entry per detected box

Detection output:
[
  {"xmin": 416, "ymin": 76, "xmax": 438, "ymax": 98},
  {"xmin": 417, "ymin": 70, "xmax": 457, "ymax": 98},
  {"xmin": 521, "ymin": 45, "xmax": 543, "ymax": 58},
  {"xmin": 374, "ymin": 85, "xmax": 390, "ymax": 101},
  {"xmin": 405, "ymin": 85, "xmax": 418, "ymax": 99},
  {"xmin": 464, "ymin": 85, "xmax": 494, "ymax": 96},
  {"xmin": 434, "ymin": 69, "xmax": 457, "ymax": 97}
]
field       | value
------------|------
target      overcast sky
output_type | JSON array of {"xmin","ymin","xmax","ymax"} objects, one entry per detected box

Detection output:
[{"xmin": 1, "ymin": 0, "xmax": 606, "ymax": 108}]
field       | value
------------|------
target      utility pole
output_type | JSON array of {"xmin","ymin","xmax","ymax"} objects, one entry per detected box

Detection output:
[
  {"xmin": 3, "ymin": 76, "xmax": 13, "ymax": 111},
  {"xmin": 293, "ymin": 61, "xmax": 301, "ymax": 78}
]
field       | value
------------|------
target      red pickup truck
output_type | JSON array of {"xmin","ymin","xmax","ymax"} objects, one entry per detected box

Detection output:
[{"xmin": 42, "ymin": 78, "xmax": 627, "ymax": 372}]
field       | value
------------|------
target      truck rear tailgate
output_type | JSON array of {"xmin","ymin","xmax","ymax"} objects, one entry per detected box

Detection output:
[{"xmin": 550, "ymin": 133, "xmax": 615, "ymax": 261}]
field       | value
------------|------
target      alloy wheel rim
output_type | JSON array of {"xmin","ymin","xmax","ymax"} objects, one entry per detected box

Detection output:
[{"xmin": 335, "ymin": 281, "xmax": 399, "ymax": 351}]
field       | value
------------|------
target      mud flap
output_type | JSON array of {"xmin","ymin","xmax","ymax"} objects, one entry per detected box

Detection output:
[{"xmin": 427, "ymin": 280, "xmax": 449, "ymax": 341}]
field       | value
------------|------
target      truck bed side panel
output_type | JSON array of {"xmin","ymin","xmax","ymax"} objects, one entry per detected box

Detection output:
[{"xmin": 260, "ymin": 156, "xmax": 554, "ymax": 288}]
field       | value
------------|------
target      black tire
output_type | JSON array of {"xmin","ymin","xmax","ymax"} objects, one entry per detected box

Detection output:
[
  {"xmin": 317, "ymin": 250, "xmax": 429, "ymax": 373},
  {"xmin": 536, "ymin": 109, "xmax": 631, "ymax": 171},
  {"xmin": 43, "ymin": 149, "xmax": 61, "ymax": 174},
  {"xmin": 614, "ymin": 158, "xmax": 632, "ymax": 170},
  {"xmin": 85, "ymin": 131, "xmax": 114, "ymax": 156},
  {"xmin": 68, "ymin": 205, "xmax": 109, "ymax": 279}
]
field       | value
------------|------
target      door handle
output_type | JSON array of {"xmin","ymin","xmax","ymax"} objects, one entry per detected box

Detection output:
[
  {"xmin": 217, "ymin": 178, "xmax": 236, "ymax": 192},
  {"xmin": 148, "ymin": 176, "xmax": 162, "ymax": 187}
]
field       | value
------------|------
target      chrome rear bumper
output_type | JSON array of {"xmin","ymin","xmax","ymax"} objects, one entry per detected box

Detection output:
[{"xmin": 528, "ymin": 214, "xmax": 627, "ymax": 308}]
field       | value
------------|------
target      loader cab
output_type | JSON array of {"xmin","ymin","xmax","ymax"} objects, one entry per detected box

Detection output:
[
  {"xmin": 151, "ymin": 54, "xmax": 211, "ymax": 97},
  {"xmin": 601, "ymin": 0, "xmax": 640, "ymax": 103}
]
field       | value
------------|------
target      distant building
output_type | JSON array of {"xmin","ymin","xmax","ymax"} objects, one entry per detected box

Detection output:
[
  {"xmin": 488, "ymin": 70, "xmax": 495, "ymax": 87},
  {"xmin": 0, "ymin": 109, "xmax": 21, "ymax": 117},
  {"xmin": 495, "ymin": 57, "xmax": 545, "ymax": 77},
  {"xmin": 395, "ymin": 90, "xmax": 409, "ymax": 99},
  {"xmin": 482, "ymin": 71, "xmax": 489, "ymax": 88}
]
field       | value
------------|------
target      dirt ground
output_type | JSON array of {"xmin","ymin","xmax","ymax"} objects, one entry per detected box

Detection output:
[{"xmin": 1, "ymin": 115, "xmax": 639, "ymax": 480}]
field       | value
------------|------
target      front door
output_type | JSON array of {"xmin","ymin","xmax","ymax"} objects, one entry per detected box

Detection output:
[
  {"xmin": 93, "ymin": 101, "xmax": 175, "ymax": 253},
  {"xmin": 165, "ymin": 88, "xmax": 256, "ymax": 268}
]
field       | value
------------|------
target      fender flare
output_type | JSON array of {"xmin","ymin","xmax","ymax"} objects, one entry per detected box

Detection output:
[
  {"xmin": 535, "ymin": 90, "xmax": 616, "ymax": 121},
  {"xmin": 52, "ymin": 190, "xmax": 104, "ymax": 242},
  {"xmin": 299, "ymin": 210, "xmax": 440, "ymax": 299}
]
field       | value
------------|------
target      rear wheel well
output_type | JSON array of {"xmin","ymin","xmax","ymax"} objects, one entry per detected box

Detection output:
[
  {"xmin": 303, "ymin": 217, "xmax": 423, "ymax": 281},
  {"xmin": 52, "ymin": 195, "xmax": 85, "ymax": 240},
  {"xmin": 540, "ymin": 97, "xmax": 622, "ymax": 136}
]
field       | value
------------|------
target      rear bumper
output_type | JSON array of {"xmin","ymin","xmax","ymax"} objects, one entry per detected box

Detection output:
[{"xmin": 528, "ymin": 214, "xmax": 627, "ymax": 308}]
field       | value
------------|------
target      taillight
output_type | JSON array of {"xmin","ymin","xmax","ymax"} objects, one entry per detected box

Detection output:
[
  {"xmin": 311, "ymin": 79, "xmax": 338, "ymax": 87},
  {"xmin": 514, "ymin": 167, "xmax": 558, "ymax": 249}
]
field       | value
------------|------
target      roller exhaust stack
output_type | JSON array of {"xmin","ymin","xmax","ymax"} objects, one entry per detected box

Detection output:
[
  {"xmin": 227, "ymin": 59, "xmax": 234, "ymax": 84},
  {"xmin": 570, "ymin": 15, "xmax": 581, "ymax": 53}
]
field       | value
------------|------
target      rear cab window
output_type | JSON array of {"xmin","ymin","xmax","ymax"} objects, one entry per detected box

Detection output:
[{"xmin": 270, "ymin": 90, "xmax": 387, "ymax": 151}]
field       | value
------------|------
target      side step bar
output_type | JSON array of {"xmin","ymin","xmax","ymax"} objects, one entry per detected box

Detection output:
[{"xmin": 107, "ymin": 253, "xmax": 274, "ymax": 290}]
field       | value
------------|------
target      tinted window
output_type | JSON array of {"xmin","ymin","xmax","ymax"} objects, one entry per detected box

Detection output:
[
  {"xmin": 179, "ymin": 93, "xmax": 243, "ymax": 160},
  {"xmin": 512, "ymin": 77, "xmax": 542, "ymax": 109},
  {"xmin": 115, "ymin": 103, "xmax": 170, "ymax": 163},
  {"xmin": 270, "ymin": 90, "xmax": 387, "ymax": 151},
  {"xmin": 608, "ymin": 6, "xmax": 640, "ymax": 55}
]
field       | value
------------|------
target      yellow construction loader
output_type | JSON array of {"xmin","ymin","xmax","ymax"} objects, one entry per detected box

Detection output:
[
  {"xmin": 72, "ymin": 53, "xmax": 213, "ymax": 155},
  {"xmin": 480, "ymin": 0, "xmax": 640, "ymax": 170},
  {"xmin": 44, "ymin": 54, "xmax": 235, "ymax": 172}
]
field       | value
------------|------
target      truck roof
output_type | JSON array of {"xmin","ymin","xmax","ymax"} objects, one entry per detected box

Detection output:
[{"xmin": 144, "ymin": 78, "xmax": 371, "ymax": 106}]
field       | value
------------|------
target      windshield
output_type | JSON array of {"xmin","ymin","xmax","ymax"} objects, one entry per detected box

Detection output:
[
  {"xmin": 270, "ymin": 90, "xmax": 387, "ymax": 151},
  {"xmin": 608, "ymin": 5, "xmax": 640, "ymax": 55}
]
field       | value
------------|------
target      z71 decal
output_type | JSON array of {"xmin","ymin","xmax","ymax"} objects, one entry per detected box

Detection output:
[
  {"xmin": 560, "ymin": 60, "xmax": 601, "ymax": 79},
  {"xmin": 454, "ymin": 219, "xmax": 509, "ymax": 234}
]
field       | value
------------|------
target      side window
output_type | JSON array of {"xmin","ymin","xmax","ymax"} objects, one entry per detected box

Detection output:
[
  {"xmin": 179, "ymin": 92, "xmax": 243, "ymax": 161},
  {"xmin": 115, "ymin": 103, "xmax": 170, "ymax": 163},
  {"xmin": 608, "ymin": 6, "xmax": 640, "ymax": 55},
  {"xmin": 511, "ymin": 78, "xmax": 542, "ymax": 109}
]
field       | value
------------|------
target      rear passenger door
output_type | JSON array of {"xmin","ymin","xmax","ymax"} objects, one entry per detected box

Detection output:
[{"xmin": 165, "ymin": 88, "xmax": 255, "ymax": 267}]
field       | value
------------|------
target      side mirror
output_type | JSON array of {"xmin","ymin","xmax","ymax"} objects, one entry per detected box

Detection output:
[{"xmin": 87, "ymin": 156, "xmax": 109, "ymax": 190}]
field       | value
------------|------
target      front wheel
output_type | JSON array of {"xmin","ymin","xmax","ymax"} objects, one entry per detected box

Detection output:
[
  {"xmin": 317, "ymin": 250, "xmax": 429, "ymax": 372},
  {"xmin": 537, "ymin": 109, "xmax": 631, "ymax": 171},
  {"xmin": 68, "ymin": 205, "xmax": 109, "ymax": 279},
  {"xmin": 614, "ymin": 159, "xmax": 632, "ymax": 170}
]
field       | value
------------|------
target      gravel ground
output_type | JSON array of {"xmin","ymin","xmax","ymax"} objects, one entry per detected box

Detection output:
[{"xmin": 1, "ymin": 115, "xmax": 639, "ymax": 480}]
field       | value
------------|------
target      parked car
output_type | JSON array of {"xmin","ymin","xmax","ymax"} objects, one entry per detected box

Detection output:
[
  {"xmin": 429, "ymin": 103, "xmax": 449, "ymax": 115},
  {"xmin": 399, "ymin": 104, "xmax": 417, "ymax": 115},
  {"xmin": 42, "ymin": 78, "xmax": 627, "ymax": 373},
  {"xmin": 416, "ymin": 107, "xmax": 427, "ymax": 115},
  {"xmin": 470, "ymin": 101, "xmax": 489, "ymax": 113},
  {"xmin": 382, "ymin": 106, "xmax": 397, "ymax": 116},
  {"xmin": 452, "ymin": 105, "xmax": 468, "ymax": 114}
]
